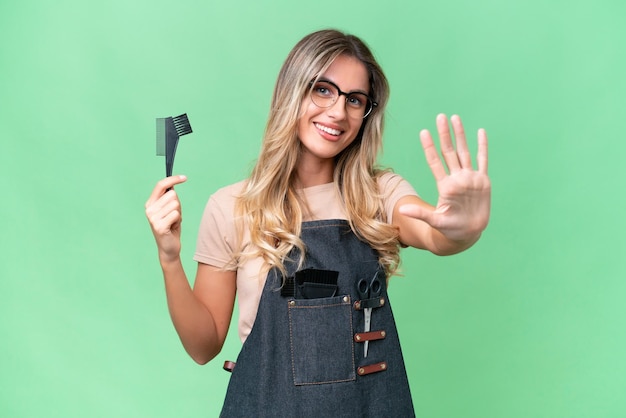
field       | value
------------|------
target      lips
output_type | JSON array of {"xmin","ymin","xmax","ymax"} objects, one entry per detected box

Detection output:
[{"xmin": 314, "ymin": 122, "xmax": 344, "ymax": 137}]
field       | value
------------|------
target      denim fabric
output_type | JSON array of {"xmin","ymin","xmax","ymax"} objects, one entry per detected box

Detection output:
[
  {"xmin": 288, "ymin": 295, "xmax": 355, "ymax": 385},
  {"xmin": 220, "ymin": 220, "xmax": 415, "ymax": 417}
]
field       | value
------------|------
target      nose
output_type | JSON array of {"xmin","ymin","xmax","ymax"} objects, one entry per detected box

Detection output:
[{"xmin": 325, "ymin": 96, "xmax": 348, "ymax": 119}]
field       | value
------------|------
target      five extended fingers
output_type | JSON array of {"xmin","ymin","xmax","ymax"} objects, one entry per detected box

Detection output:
[{"xmin": 422, "ymin": 114, "xmax": 488, "ymax": 178}]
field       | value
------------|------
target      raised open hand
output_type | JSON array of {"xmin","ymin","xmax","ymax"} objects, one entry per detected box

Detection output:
[{"xmin": 399, "ymin": 114, "xmax": 491, "ymax": 243}]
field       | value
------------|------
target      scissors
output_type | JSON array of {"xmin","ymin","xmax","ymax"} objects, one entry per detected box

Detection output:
[{"xmin": 357, "ymin": 272, "xmax": 383, "ymax": 358}]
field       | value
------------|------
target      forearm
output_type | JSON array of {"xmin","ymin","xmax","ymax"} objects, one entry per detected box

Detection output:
[
  {"xmin": 161, "ymin": 258, "xmax": 223, "ymax": 364},
  {"xmin": 428, "ymin": 227, "xmax": 481, "ymax": 256}
]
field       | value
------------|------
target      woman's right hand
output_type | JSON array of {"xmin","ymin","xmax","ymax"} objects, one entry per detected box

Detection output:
[{"xmin": 145, "ymin": 175, "xmax": 188, "ymax": 264}]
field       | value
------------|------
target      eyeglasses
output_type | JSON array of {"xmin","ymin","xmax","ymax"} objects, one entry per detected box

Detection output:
[{"xmin": 308, "ymin": 79, "xmax": 377, "ymax": 119}]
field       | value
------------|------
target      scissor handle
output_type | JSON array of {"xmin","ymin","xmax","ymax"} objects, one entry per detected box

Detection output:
[
  {"xmin": 368, "ymin": 276, "xmax": 382, "ymax": 298},
  {"xmin": 357, "ymin": 273, "xmax": 383, "ymax": 300},
  {"xmin": 357, "ymin": 278, "xmax": 370, "ymax": 300}
]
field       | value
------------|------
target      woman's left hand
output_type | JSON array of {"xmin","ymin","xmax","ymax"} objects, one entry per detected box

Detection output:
[{"xmin": 398, "ymin": 114, "xmax": 491, "ymax": 243}]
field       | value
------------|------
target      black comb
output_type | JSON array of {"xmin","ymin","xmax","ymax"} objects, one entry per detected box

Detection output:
[
  {"xmin": 156, "ymin": 113, "xmax": 193, "ymax": 177},
  {"xmin": 281, "ymin": 268, "xmax": 339, "ymax": 299}
]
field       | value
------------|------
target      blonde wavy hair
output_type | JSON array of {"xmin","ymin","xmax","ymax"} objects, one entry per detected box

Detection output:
[{"xmin": 236, "ymin": 29, "xmax": 400, "ymax": 278}]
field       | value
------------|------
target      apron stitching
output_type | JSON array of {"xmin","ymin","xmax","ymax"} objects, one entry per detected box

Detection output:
[{"xmin": 287, "ymin": 296, "xmax": 357, "ymax": 385}]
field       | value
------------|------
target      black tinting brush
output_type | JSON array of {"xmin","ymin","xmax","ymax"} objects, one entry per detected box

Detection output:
[{"xmin": 156, "ymin": 113, "xmax": 193, "ymax": 178}]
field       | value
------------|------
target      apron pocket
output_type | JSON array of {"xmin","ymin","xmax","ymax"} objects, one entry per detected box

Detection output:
[{"xmin": 287, "ymin": 295, "xmax": 356, "ymax": 385}]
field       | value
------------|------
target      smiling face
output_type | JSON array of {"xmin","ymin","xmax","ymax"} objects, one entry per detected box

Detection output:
[{"xmin": 297, "ymin": 54, "xmax": 370, "ymax": 171}]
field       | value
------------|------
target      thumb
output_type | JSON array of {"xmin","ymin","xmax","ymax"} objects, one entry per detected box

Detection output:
[{"xmin": 398, "ymin": 203, "xmax": 436, "ymax": 225}]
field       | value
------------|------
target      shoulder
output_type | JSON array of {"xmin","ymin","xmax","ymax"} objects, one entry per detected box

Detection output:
[
  {"xmin": 206, "ymin": 180, "xmax": 247, "ymax": 212},
  {"xmin": 198, "ymin": 180, "xmax": 247, "ymax": 229},
  {"xmin": 195, "ymin": 180, "xmax": 248, "ymax": 265},
  {"xmin": 376, "ymin": 170, "xmax": 401, "ymax": 187},
  {"xmin": 376, "ymin": 171, "xmax": 417, "ymax": 196},
  {"xmin": 210, "ymin": 180, "xmax": 247, "ymax": 202}
]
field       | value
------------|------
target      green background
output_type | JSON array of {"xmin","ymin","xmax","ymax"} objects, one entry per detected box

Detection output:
[{"xmin": 2, "ymin": 0, "xmax": 625, "ymax": 416}]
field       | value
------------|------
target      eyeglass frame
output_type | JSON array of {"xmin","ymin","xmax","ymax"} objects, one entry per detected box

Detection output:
[{"xmin": 307, "ymin": 78, "xmax": 378, "ymax": 119}]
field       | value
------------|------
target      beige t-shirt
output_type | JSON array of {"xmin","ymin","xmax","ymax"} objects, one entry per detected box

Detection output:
[{"xmin": 193, "ymin": 172, "xmax": 418, "ymax": 342}]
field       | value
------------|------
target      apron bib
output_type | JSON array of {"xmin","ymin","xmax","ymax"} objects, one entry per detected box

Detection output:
[{"xmin": 221, "ymin": 220, "xmax": 415, "ymax": 417}]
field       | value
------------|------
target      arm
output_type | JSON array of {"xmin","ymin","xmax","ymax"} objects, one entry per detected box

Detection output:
[
  {"xmin": 145, "ymin": 176, "xmax": 236, "ymax": 364},
  {"xmin": 393, "ymin": 114, "xmax": 491, "ymax": 255},
  {"xmin": 162, "ymin": 261, "xmax": 236, "ymax": 364}
]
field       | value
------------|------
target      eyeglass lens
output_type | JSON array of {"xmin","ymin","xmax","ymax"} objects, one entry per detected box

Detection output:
[{"xmin": 310, "ymin": 81, "xmax": 372, "ymax": 118}]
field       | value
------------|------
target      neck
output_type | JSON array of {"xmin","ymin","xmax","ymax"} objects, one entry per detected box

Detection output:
[{"xmin": 295, "ymin": 153, "xmax": 335, "ymax": 188}]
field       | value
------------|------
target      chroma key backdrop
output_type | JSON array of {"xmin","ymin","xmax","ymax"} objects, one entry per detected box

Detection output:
[{"xmin": 1, "ymin": 0, "xmax": 625, "ymax": 417}]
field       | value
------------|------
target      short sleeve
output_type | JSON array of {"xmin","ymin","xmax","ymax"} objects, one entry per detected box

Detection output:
[
  {"xmin": 193, "ymin": 182, "xmax": 244, "ymax": 270},
  {"xmin": 378, "ymin": 172, "xmax": 419, "ymax": 224}
]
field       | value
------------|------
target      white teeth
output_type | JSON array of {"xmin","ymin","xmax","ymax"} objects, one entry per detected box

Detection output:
[{"xmin": 315, "ymin": 123, "xmax": 342, "ymax": 136}]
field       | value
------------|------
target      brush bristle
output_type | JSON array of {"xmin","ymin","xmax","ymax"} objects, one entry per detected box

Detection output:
[
  {"xmin": 173, "ymin": 113, "xmax": 192, "ymax": 137},
  {"xmin": 156, "ymin": 118, "xmax": 167, "ymax": 156}
]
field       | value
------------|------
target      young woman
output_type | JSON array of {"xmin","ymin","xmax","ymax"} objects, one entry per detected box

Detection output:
[{"xmin": 146, "ymin": 29, "xmax": 490, "ymax": 417}]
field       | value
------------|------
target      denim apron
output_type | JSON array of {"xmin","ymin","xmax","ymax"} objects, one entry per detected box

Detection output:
[{"xmin": 221, "ymin": 220, "xmax": 415, "ymax": 417}]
